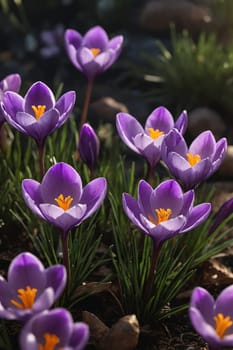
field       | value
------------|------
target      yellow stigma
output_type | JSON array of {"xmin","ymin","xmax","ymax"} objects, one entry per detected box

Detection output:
[
  {"xmin": 186, "ymin": 153, "xmax": 201, "ymax": 167},
  {"xmin": 214, "ymin": 313, "xmax": 233, "ymax": 339},
  {"xmin": 32, "ymin": 105, "xmax": 46, "ymax": 120},
  {"xmin": 54, "ymin": 194, "xmax": 73, "ymax": 211},
  {"xmin": 148, "ymin": 208, "xmax": 172, "ymax": 225},
  {"xmin": 148, "ymin": 128, "xmax": 164, "ymax": 140},
  {"xmin": 90, "ymin": 48, "xmax": 101, "ymax": 57},
  {"xmin": 11, "ymin": 285, "xmax": 37, "ymax": 309},
  {"xmin": 39, "ymin": 333, "xmax": 60, "ymax": 350}
]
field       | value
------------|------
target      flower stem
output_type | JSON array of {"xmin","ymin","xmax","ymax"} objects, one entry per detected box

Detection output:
[
  {"xmin": 38, "ymin": 143, "xmax": 45, "ymax": 179},
  {"xmin": 61, "ymin": 231, "xmax": 70, "ymax": 288},
  {"xmin": 80, "ymin": 78, "xmax": 94, "ymax": 128},
  {"xmin": 143, "ymin": 241, "xmax": 161, "ymax": 302},
  {"xmin": 147, "ymin": 162, "xmax": 154, "ymax": 186}
]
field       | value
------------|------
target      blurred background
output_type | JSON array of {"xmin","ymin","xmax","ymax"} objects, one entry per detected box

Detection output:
[{"xmin": 1, "ymin": 0, "xmax": 233, "ymax": 145}]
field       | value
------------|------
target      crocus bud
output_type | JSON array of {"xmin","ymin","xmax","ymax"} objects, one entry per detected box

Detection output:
[{"xmin": 78, "ymin": 123, "xmax": 100, "ymax": 174}]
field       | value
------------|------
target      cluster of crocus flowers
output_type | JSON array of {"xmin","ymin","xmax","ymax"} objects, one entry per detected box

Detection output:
[
  {"xmin": 0, "ymin": 252, "xmax": 66, "ymax": 322},
  {"xmin": 116, "ymin": 107, "xmax": 187, "ymax": 182},
  {"xmin": 78, "ymin": 123, "xmax": 100, "ymax": 176},
  {"xmin": 189, "ymin": 286, "xmax": 233, "ymax": 349},
  {"xmin": 0, "ymin": 73, "xmax": 21, "ymax": 128},
  {"xmin": 20, "ymin": 308, "xmax": 89, "ymax": 350},
  {"xmin": 161, "ymin": 129, "xmax": 227, "ymax": 190}
]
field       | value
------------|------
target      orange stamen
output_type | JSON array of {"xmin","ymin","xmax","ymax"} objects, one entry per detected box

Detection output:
[
  {"xmin": 39, "ymin": 333, "xmax": 60, "ymax": 350},
  {"xmin": 32, "ymin": 105, "xmax": 46, "ymax": 120},
  {"xmin": 11, "ymin": 285, "xmax": 37, "ymax": 309},
  {"xmin": 186, "ymin": 153, "xmax": 201, "ymax": 167},
  {"xmin": 54, "ymin": 194, "xmax": 73, "ymax": 211},
  {"xmin": 148, "ymin": 208, "xmax": 172, "ymax": 225},
  {"xmin": 148, "ymin": 128, "xmax": 164, "ymax": 140},
  {"xmin": 214, "ymin": 313, "xmax": 233, "ymax": 339},
  {"xmin": 90, "ymin": 48, "xmax": 101, "ymax": 57}
]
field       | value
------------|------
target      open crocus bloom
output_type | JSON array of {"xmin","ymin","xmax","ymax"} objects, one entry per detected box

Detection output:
[
  {"xmin": 65, "ymin": 26, "xmax": 123, "ymax": 80},
  {"xmin": 0, "ymin": 252, "xmax": 66, "ymax": 322},
  {"xmin": 116, "ymin": 107, "xmax": 187, "ymax": 169},
  {"xmin": 20, "ymin": 308, "xmax": 89, "ymax": 350},
  {"xmin": 161, "ymin": 129, "xmax": 227, "ymax": 190},
  {"xmin": 122, "ymin": 179, "xmax": 211, "ymax": 248},
  {"xmin": 1, "ymin": 81, "xmax": 76, "ymax": 146},
  {"xmin": 189, "ymin": 286, "xmax": 233, "ymax": 349},
  {"xmin": 22, "ymin": 162, "xmax": 107, "ymax": 235},
  {"xmin": 0, "ymin": 73, "xmax": 21, "ymax": 127}
]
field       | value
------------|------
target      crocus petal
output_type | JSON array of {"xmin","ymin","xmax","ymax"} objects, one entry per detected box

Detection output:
[
  {"xmin": 181, "ymin": 203, "xmax": 211, "ymax": 232},
  {"xmin": 15, "ymin": 109, "xmax": 60, "ymax": 144},
  {"xmin": 79, "ymin": 178, "xmax": 107, "ymax": 221},
  {"xmin": 145, "ymin": 106, "xmax": 174, "ymax": 132},
  {"xmin": 150, "ymin": 180, "xmax": 184, "ymax": 217},
  {"xmin": 8, "ymin": 252, "xmax": 46, "ymax": 291},
  {"xmin": 139, "ymin": 139, "xmax": 162, "ymax": 168},
  {"xmin": 83, "ymin": 26, "xmax": 109, "ymax": 50},
  {"xmin": 147, "ymin": 216, "xmax": 186, "ymax": 243},
  {"xmin": 2, "ymin": 73, "xmax": 21, "ymax": 92},
  {"xmin": 0, "ymin": 277, "xmax": 14, "ymax": 308},
  {"xmin": 65, "ymin": 29, "xmax": 83, "ymax": 70},
  {"xmin": 180, "ymin": 190, "xmax": 194, "ymax": 216},
  {"xmin": 138, "ymin": 180, "xmax": 153, "ymax": 217},
  {"xmin": 32, "ymin": 288, "xmax": 55, "ymax": 313},
  {"xmin": 122, "ymin": 193, "xmax": 149, "ymax": 233},
  {"xmin": 24, "ymin": 81, "xmax": 55, "ymax": 114},
  {"xmin": 108, "ymin": 35, "xmax": 124, "ymax": 52},
  {"xmin": 116, "ymin": 113, "xmax": 144, "ymax": 154},
  {"xmin": 190, "ymin": 287, "xmax": 215, "ymax": 325},
  {"xmin": 19, "ymin": 333, "xmax": 38, "ymax": 350},
  {"xmin": 55, "ymin": 91, "xmax": 76, "ymax": 126},
  {"xmin": 69, "ymin": 323, "xmax": 90, "ymax": 349},
  {"xmin": 3, "ymin": 91, "xmax": 24, "ymax": 118},
  {"xmin": 39, "ymin": 203, "xmax": 87, "ymax": 233},
  {"xmin": 189, "ymin": 131, "xmax": 216, "ymax": 158},
  {"xmin": 189, "ymin": 307, "xmax": 219, "ymax": 347},
  {"xmin": 40, "ymin": 162, "xmax": 83, "ymax": 204},
  {"xmin": 215, "ymin": 285, "xmax": 233, "ymax": 321},
  {"xmin": 45, "ymin": 265, "xmax": 67, "ymax": 300},
  {"xmin": 174, "ymin": 110, "xmax": 188, "ymax": 134},
  {"xmin": 22, "ymin": 179, "xmax": 45, "ymax": 220}
]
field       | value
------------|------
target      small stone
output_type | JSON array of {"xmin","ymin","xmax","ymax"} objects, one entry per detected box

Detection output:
[
  {"xmin": 140, "ymin": 0, "xmax": 212, "ymax": 35},
  {"xmin": 188, "ymin": 107, "xmax": 226, "ymax": 139},
  {"xmin": 218, "ymin": 146, "xmax": 233, "ymax": 178},
  {"xmin": 101, "ymin": 314, "xmax": 140, "ymax": 350},
  {"xmin": 90, "ymin": 97, "xmax": 128, "ymax": 122}
]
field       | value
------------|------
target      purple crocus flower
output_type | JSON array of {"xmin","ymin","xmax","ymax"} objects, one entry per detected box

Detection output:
[
  {"xmin": 161, "ymin": 129, "xmax": 227, "ymax": 190},
  {"xmin": 20, "ymin": 308, "xmax": 89, "ymax": 350},
  {"xmin": 123, "ymin": 179, "xmax": 211, "ymax": 248},
  {"xmin": 22, "ymin": 162, "xmax": 107, "ymax": 236},
  {"xmin": 78, "ymin": 123, "xmax": 100, "ymax": 175},
  {"xmin": 116, "ymin": 107, "xmax": 188, "ymax": 169},
  {"xmin": 189, "ymin": 286, "xmax": 233, "ymax": 349},
  {"xmin": 0, "ymin": 73, "xmax": 21, "ymax": 127},
  {"xmin": 209, "ymin": 197, "xmax": 233, "ymax": 235},
  {"xmin": 0, "ymin": 252, "xmax": 66, "ymax": 322},
  {"xmin": 40, "ymin": 24, "xmax": 64, "ymax": 58},
  {"xmin": 64, "ymin": 25, "xmax": 123, "ymax": 80},
  {"xmin": 1, "ymin": 81, "xmax": 76, "ymax": 147}
]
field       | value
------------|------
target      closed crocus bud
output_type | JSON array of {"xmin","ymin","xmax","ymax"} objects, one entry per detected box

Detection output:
[
  {"xmin": 78, "ymin": 123, "xmax": 100, "ymax": 175},
  {"xmin": 0, "ymin": 73, "xmax": 21, "ymax": 127}
]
